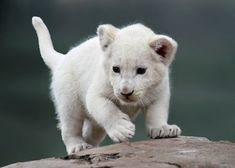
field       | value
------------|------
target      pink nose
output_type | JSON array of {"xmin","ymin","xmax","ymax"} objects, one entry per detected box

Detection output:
[{"xmin": 121, "ymin": 90, "xmax": 134, "ymax": 97}]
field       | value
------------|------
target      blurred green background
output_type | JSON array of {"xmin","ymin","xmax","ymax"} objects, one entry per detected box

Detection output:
[{"xmin": 1, "ymin": 0, "xmax": 235, "ymax": 166}]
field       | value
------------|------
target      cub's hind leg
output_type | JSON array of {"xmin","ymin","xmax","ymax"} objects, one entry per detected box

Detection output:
[
  {"xmin": 52, "ymin": 74, "xmax": 92, "ymax": 154},
  {"xmin": 83, "ymin": 119, "xmax": 106, "ymax": 146}
]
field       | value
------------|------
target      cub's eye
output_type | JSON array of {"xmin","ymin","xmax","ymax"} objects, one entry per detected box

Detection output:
[
  {"xmin": 136, "ymin": 67, "xmax": 146, "ymax": 75},
  {"xmin": 112, "ymin": 66, "xmax": 120, "ymax": 73}
]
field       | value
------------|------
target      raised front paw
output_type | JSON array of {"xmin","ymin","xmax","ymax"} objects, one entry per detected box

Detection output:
[
  {"xmin": 148, "ymin": 124, "xmax": 181, "ymax": 139},
  {"xmin": 105, "ymin": 114, "xmax": 135, "ymax": 143}
]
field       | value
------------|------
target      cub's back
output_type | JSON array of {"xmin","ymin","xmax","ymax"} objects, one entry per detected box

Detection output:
[{"xmin": 56, "ymin": 37, "xmax": 104, "ymax": 102}]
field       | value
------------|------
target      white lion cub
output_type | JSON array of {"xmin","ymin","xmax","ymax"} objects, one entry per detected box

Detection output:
[{"xmin": 32, "ymin": 16, "xmax": 181, "ymax": 154}]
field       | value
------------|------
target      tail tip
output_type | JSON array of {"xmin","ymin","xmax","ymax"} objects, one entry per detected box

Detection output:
[{"xmin": 32, "ymin": 16, "xmax": 44, "ymax": 28}]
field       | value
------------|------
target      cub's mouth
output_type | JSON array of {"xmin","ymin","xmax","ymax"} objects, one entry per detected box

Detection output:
[{"xmin": 116, "ymin": 93, "xmax": 138, "ymax": 105}]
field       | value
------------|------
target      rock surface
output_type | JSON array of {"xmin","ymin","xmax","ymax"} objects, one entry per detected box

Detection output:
[{"xmin": 4, "ymin": 136, "xmax": 235, "ymax": 168}]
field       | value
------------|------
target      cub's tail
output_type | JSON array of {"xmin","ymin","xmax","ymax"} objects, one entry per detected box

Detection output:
[{"xmin": 32, "ymin": 16, "xmax": 63, "ymax": 70}]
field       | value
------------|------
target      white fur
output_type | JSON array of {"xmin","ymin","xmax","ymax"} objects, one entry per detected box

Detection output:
[{"xmin": 32, "ymin": 16, "xmax": 181, "ymax": 154}]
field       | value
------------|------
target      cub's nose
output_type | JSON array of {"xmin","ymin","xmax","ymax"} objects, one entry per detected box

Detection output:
[{"xmin": 121, "ymin": 90, "xmax": 134, "ymax": 97}]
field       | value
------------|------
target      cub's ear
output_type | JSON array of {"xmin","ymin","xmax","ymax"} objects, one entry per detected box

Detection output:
[
  {"xmin": 149, "ymin": 35, "xmax": 178, "ymax": 65},
  {"xmin": 97, "ymin": 24, "xmax": 119, "ymax": 51}
]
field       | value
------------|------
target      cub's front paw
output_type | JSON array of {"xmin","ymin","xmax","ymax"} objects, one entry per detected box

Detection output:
[
  {"xmin": 66, "ymin": 142, "xmax": 93, "ymax": 154},
  {"xmin": 148, "ymin": 124, "xmax": 181, "ymax": 139},
  {"xmin": 106, "ymin": 114, "xmax": 135, "ymax": 143}
]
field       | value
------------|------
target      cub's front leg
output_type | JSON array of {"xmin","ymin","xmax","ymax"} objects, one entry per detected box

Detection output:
[
  {"xmin": 145, "ymin": 88, "xmax": 181, "ymax": 139},
  {"xmin": 86, "ymin": 93, "xmax": 135, "ymax": 143}
]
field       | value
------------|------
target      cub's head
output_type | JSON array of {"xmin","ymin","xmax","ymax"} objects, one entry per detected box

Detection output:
[{"xmin": 97, "ymin": 24, "xmax": 177, "ymax": 106}]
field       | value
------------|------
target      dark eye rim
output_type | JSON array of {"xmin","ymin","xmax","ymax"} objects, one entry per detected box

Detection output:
[
  {"xmin": 136, "ymin": 67, "xmax": 147, "ymax": 75},
  {"xmin": 112, "ymin": 66, "xmax": 120, "ymax": 73}
]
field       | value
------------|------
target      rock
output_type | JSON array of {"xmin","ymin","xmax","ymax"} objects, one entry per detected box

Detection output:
[{"xmin": 3, "ymin": 136, "xmax": 235, "ymax": 168}]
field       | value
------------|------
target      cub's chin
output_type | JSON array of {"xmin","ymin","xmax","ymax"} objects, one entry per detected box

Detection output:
[{"xmin": 119, "ymin": 100, "xmax": 138, "ymax": 106}]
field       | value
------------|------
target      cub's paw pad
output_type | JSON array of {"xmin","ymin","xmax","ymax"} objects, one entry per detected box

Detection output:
[
  {"xmin": 106, "ymin": 116, "xmax": 135, "ymax": 143},
  {"xmin": 67, "ymin": 143, "xmax": 93, "ymax": 154},
  {"xmin": 148, "ymin": 124, "xmax": 181, "ymax": 139}
]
